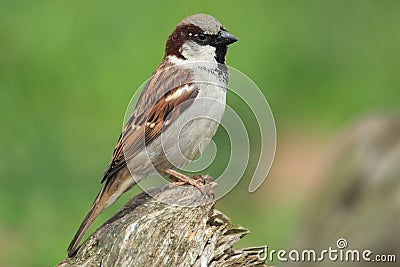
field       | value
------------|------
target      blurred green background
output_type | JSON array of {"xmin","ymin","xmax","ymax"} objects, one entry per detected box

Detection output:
[{"xmin": 1, "ymin": 1, "xmax": 399, "ymax": 266}]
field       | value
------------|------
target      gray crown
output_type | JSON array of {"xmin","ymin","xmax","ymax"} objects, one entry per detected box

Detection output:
[{"xmin": 180, "ymin": 13, "xmax": 223, "ymax": 35}]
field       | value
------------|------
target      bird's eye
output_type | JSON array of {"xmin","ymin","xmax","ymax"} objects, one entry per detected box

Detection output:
[
  {"xmin": 196, "ymin": 33, "xmax": 207, "ymax": 41},
  {"xmin": 193, "ymin": 33, "xmax": 210, "ymax": 45}
]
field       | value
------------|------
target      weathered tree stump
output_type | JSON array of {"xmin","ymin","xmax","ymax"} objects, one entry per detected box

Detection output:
[{"xmin": 57, "ymin": 182, "xmax": 267, "ymax": 267}]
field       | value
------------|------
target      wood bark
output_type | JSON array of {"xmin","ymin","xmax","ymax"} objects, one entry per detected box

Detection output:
[{"xmin": 57, "ymin": 182, "xmax": 267, "ymax": 267}]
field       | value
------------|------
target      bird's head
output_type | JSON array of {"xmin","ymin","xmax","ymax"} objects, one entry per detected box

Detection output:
[{"xmin": 165, "ymin": 14, "xmax": 238, "ymax": 64}]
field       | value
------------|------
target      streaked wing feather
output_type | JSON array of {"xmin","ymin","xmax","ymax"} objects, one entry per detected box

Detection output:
[{"xmin": 101, "ymin": 64, "xmax": 197, "ymax": 183}]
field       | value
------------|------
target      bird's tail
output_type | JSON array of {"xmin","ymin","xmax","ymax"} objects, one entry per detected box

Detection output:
[
  {"xmin": 67, "ymin": 185, "xmax": 108, "ymax": 257},
  {"xmin": 67, "ymin": 171, "xmax": 137, "ymax": 257},
  {"xmin": 67, "ymin": 178, "xmax": 122, "ymax": 257}
]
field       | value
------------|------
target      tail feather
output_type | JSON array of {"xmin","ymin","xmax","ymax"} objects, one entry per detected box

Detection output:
[
  {"xmin": 67, "ymin": 173, "xmax": 137, "ymax": 257},
  {"xmin": 67, "ymin": 186, "xmax": 109, "ymax": 257}
]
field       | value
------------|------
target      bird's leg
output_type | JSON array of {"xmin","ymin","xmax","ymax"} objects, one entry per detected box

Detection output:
[
  {"xmin": 164, "ymin": 169, "xmax": 214, "ymax": 197},
  {"xmin": 192, "ymin": 174, "xmax": 213, "ymax": 183},
  {"xmin": 164, "ymin": 169, "xmax": 204, "ymax": 188}
]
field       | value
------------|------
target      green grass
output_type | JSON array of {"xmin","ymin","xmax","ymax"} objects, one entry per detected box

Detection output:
[{"xmin": 1, "ymin": 1, "xmax": 399, "ymax": 266}]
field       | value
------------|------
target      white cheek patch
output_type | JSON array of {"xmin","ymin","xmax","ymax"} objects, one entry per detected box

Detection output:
[
  {"xmin": 200, "ymin": 45, "xmax": 217, "ymax": 58},
  {"xmin": 181, "ymin": 42, "xmax": 217, "ymax": 62}
]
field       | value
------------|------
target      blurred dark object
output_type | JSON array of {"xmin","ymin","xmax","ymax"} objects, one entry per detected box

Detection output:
[
  {"xmin": 57, "ymin": 184, "xmax": 267, "ymax": 267},
  {"xmin": 290, "ymin": 114, "xmax": 400, "ymax": 266}
]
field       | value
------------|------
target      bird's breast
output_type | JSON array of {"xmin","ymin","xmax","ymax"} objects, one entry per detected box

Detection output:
[{"xmin": 158, "ymin": 65, "xmax": 227, "ymax": 169}]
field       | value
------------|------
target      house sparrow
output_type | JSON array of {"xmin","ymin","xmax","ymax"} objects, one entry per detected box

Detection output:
[{"xmin": 67, "ymin": 13, "xmax": 237, "ymax": 257}]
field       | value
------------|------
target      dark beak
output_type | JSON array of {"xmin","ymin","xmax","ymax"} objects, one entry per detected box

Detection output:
[{"xmin": 213, "ymin": 30, "xmax": 238, "ymax": 46}]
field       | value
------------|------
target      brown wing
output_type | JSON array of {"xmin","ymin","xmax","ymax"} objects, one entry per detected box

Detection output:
[{"xmin": 101, "ymin": 63, "xmax": 197, "ymax": 183}]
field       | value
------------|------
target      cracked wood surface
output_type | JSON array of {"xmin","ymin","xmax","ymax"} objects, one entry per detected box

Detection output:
[{"xmin": 57, "ymin": 183, "xmax": 267, "ymax": 267}]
